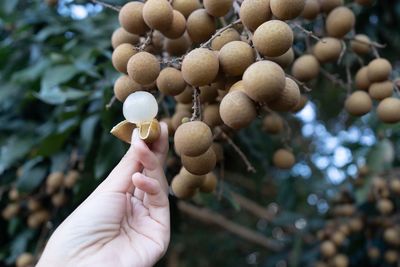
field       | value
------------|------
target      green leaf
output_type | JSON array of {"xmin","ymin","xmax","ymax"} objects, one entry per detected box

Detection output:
[
  {"xmin": 16, "ymin": 158, "xmax": 47, "ymax": 193},
  {"xmin": 35, "ymin": 86, "xmax": 88, "ymax": 105},
  {"xmin": 0, "ymin": 137, "xmax": 35, "ymax": 174},
  {"xmin": 40, "ymin": 65, "xmax": 80, "ymax": 91},
  {"xmin": 80, "ymin": 114, "xmax": 100, "ymax": 153}
]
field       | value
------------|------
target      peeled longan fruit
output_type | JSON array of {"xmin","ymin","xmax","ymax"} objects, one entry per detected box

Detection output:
[
  {"xmin": 2, "ymin": 203, "xmax": 19, "ymax": 220},
  {"xmin": 377, "ymin": 198, "xmax": 394, "ymax": 215},
  {"xmin": 292, "ymin": 95, "xmax": 308, "ymax": 112},
  {"xmin": 367, "ymin": 58, "xmax": 392, "ymax": 83},
  {"xmin": 326, "ymin": 7, "xmax": 355, "ymax": 38},
  {"xmin": 320, "ymin": 240, "xmax": 336, "ymax": 257},
  {"xmin": 266, "ymin": 48, "xmax": 295, "ymax": 69},
  {"xmin": 171, "ymin": 176, "xmax": 197, "ymax": 199},
  {"xmin": 127, "ymin": 52, "xmax": 160, "ymax": 85},
  {"xmin": 377, "ymin": 97, "xmax": 400, "ymax": 123},
  {"xmin": 344, "ymin": 91, "xmax": 372, "ymax": 116},
  {"xmin": 203, "ymin": 104, "xmax": 223, "ymax": 127},
  {"xmin": 253, "ymin": 20, "xmax": 293, "ymax": 57},
  {"xmin": 273, "ymin": 149, "xmax": 295, "ymax": 169},
  {"xmin": 268, "ymin": 78, "xmax": 300, "ymax": 112},
  {"xmin": 320, "ymin": 0, "xmax": 343, "ymax": 13},
  {"xmin": 263, "ymin": 113, "xmax": 284, "ymax": 134},
  {"xmin": 219, "ymin": 41, "xmax": 255, "ymax": 76},
  {"xmin": 204, "ymin": 0, "xmax": 232, "ymax": 17},
  {"xmin": 174, "ymin": 121, "xmax": 213, "ymax": 156},
  {"xmin": 112, "ymin": 44, "xmax": 137, "ymax": 74},
  {"xmin": 351, "ymin": 34, "xmax": 371, "ymax": 55},
  {"xmin": 182, "ymin": 147, "xmax": 217, "ymax": 175},
  {"xmin": 64, "ymin": 170, "xmax": 79, "ymax": 188},
  {"xmin": 143, "ymin": 0, "xmax": 173, "ymax": 32},
  {"xmin": 270, "ymin": 0, "xmax": 306, "ymax": 20},
  {"xmin": 171, "ymin": 110, "xmax": 191, "ymax": 130},
  {"xmin": 175, "ymin": 86, "xmax": 193, "ymax": 104},
  {"xmin": 369, "ymin": 81, "xmax": 393, "ymax": 100},
  {"xmin": 384, "ymin": 250, "xmax": 399, "ymax": 264},
  {"xmin": 239, "ymin": 0, "xmax": 272, "ymax": 31},
  {"xmin": 199, "ymin": 83, "xmax": 219, "ymax": 103},
  {"xmin": 211, "ymin": 28, "xmax": 241, "ymax": 51},
  {"xmin": 114, "ymin": 75, "xmax": 143, "ymax": 102},
  {"xmin": 119, "ymin": 2, "xmax": 149, "ymax": 35},
  {"xmin": 181, "ymin": 48, "xmax": 219, "ymax": 86},
  {"xmin": 291, "ymin": 54, "xmax": 320, "ymax": 82},
  {"xmin": 332, "ymin": 254, "xmax": 349, "ymax": 267},
  {"xmin": 46, "ymin": 171, "xmax": 64, "ymax": 194},
  {"xmin": 16, "ymin": 253, "xmax": 34, "ymax": 267},
  {"xmin": 172, "ymin": 0, "xmax": 201, "ymax": 18},
  {"xmin": 301, "ymin": 0, "xmax": 320, "ymax": 20},
  {"xmin": 156, "ymin": 67, "xmax": 186, "ymax": 96},
  {"xmin": 243, "ymin": 60, "xmax": 286, "ymax": 103},
  {"xmin": 220, "ymin": 91, "xmax": 257, "ymax": 129},
  {"xmin": 165, "ymin": 33, "xmax": 192, "ymax": 56},
  {"xmin": 162, "ymin": 10, "xmax": 186, "ymax": 39},
  {"xmin": 111, "ymin": 27, "xmax": 140, "ymax": 49},
  {"xmin": 186, "ymin": 9, "xmax": 216, "ymax": 44},
  {"xmin": 313, "ymin": 37, "xmax": 342, "ymax": 63},
  {"xmin": 355, "ymin": 66, "xmax": 370, "ymax": 90},
  {"xmin": 200, "ymin": 172, "xmax": 218, "ymax": 193}
]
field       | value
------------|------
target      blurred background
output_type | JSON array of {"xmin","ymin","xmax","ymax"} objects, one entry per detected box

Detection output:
[{"xmin": 0, "ymin": 0, "xmax": 400, "ymax": 266}]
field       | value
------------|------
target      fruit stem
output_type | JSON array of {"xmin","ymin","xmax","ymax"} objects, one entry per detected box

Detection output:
[
  {"xmin": 190, "ymin": 87, "xmax": 201, "ymax": 121},
  {"xmin": 200, "ymin": 18, "xmax": 242, "ymax": 48},
  {"xmin": 90, "ymin": 0, "xmax": 121, "ymax": 12}
]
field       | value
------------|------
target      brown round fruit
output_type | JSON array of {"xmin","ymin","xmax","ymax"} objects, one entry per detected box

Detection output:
[
  {"xmin": 211, "ymin": 28, "xmax": 241, "ymax": 51},
  {"xmin": 355, "ymin": 66, "xmax": 370, "ymax": 90},
  {"xmin": 367, "ymin": 58, "xmax": 392, "ymax": 83},
  {"xmin": 268, "ymin": 78, "xmax": 301, "ymax": 112},
  {"xmin": 332, "ymin": 254, "xmax": 349, "ymax": 267},
  {"xmin": 199, "ymin": 83, "xmax": 219, "ymax": 103},
  {"xmin": 229, "ymin": 80, "xmax": 245, "ymax": 93},
  {"xmin": 390, "ymin": 179, "xmax": 400, "ymax": 194},
  {"xmin": 186, "ymin": 9, "xmax": 216, "ymax": 44},
  {"xmin": 64, "ymin": 170, "xmax": 79, "ymax": 188},
  {"xmin": 291, "ymin": 95, "xmax": 308, "ymax": 113},
  {"xmin": 220, "ymin": 91, "xmax": 257, "ymax": 129},
  {"xmin": 384, "ymin": 250, "xmax": 399, "ymax": 264},
  {"xmin": 301, "ymin": 0, "xmax": 320, "ymax": 20},
  {"xmin": 174, "ymin": 121, "xmax": 213, "ymax": 156},
  {"xmin": 16, "ymin": 253, "xmax": 34, "ymax": 267},
  {"xmin": 143, "ymin": 0, "xmax": 173, "ymax": 32},
  {"xmin": 320, "ymin": 240, "xmax": 336, "ymax": 257},
  {"xmin": 2, "ymin": 203, "xmax": 20, "ymax": 220},
  {"xmin": 313, "ymin": 37, "xmax": 342, "ymax": 63},
  {"xmin": 171, "ymin": 111, "xmax": 191, "ymax": 130},
  {"xmin": 112, "ymin": 44, "xmax": 137, "ymax": 74},
  {"xmin": 172, "ymin": 0, "xmax": 201, "ymax": 18},
  {"xmin": 127, "ymin": 52, "xmax": 160, "ymax": 85},
  {"xmin": 114, "ymin": 75, "xmax": 143, "ymax": 102},
  {"xmin": 326, "ymin": 7, "xmax": 355, "ymax": 38},
  {"xmin": 266, "ymin": 48, "xmax": 295, "ymax": 69},
  {"xmin": 219, "ymin": 41, "xmax": 255, "ymax": 76},
  {"xmin": 51, "ymin": 192, "xmax": 68, "ymax": 207},
  {"xmin": 200, "ymin": 172, "xmax": 218, "ymax": 193},
  {"xmin": 119, "ymin": 2, "xmax": 149, "ymax": 35},
  {"xmin": 377, "ymin": 97, "xmax": 400, "ymax": 123},
  {"xmin": 270, "ymin": 0, "xmax": 306, "ymax": 20},
  {"xmin": 46, "ymin": 172, "xmax": 64, "ymax": 194},
  {"xmin": 320, "ymin": 0, "xmax": 343, "ymax": 13},
  {"xmin": 344, "ymin": 91, "xmax": 372, "ymax": 116},
  {"xmin": 164, "ymin": 33, "xmax": 192, "ymax": 56},
  {"xmin": 203, "ymin": 104, "xmax": 223, "ymax": 127},
  {"xmin": 203, "ymin": 0, "xmax": 233, "ymax": 17},
  {"xmin": 27, "ymin": 210, "xmax": 50, "ymax": 229},
  {"xmin": 351, "ymin": 34, "xmax": 371, "ymax": 55},
  {"xmin": 182, "ymin": 147, "xmax": 217, "ymax": 175},
  {"xmin": 211, "ymin": 143, "xmax": 224, "ymax": 162},
  {"xmin": 273, "ymin": 149, "xmax": 295, "ymax": 169},
  {"xmin": 239, "ymin": 0, "xmax": 272, "ymax": 31},
  {"xmin": 376, "ymin": 198, "xmax": 394, "ymax": 215},
  {"xmin": 263, "ymin": 113, "xmax": 284, "ymax": 134},
  {"xmin": 111, "ymin": 27, "xmax": 140, "ymax": 49},
  {"xmin": 383, "ymin": 227, "xmax": 400, "ymax": 245},
  {"xmin": 174, "ymin": 86, "xmax": 193, "ymax": 104},
  {"xmin": 291, "ymin": 54, "xmax": 320, "ymax": 82},
  {"xmin": 171, "ymin": 176, "xmax": 197, "ymax": 199},
  {"xmin": 162, "ymin": 10, "xmax": 186, "ymax": 39},
  {"xmin": 331, "ymin": 232, "xmax": 346, "ymax": 246},
  {"xmin": 181, "ymin": 48, "xmax": 219, "ymax": 86},
  {"xmin": 156, "ymin": 67, "xmax": 186, "ymax": 96},
  {"xmin": 368, "ymin": 81, "xmax": 393, "ymax": 101}
]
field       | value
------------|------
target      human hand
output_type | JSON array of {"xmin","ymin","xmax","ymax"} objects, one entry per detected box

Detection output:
[{"xmin": 37, "ymin": 123, "xmax": 170, "ymax": 267}]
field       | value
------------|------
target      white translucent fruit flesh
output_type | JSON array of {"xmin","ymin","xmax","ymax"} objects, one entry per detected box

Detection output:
[{"xmin": 123, "ymin": 91, "xmax": 158, "ymax": 124}]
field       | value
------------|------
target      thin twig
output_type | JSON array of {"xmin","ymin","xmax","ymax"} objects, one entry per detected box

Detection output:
[
  {"xmin": 337, "ymin": 41, "xmax": 347, "ymax": 65},
  {"xmin": 200, "ymin": 19, "xmax": 242, "ymax": 48},
  {"xmin": 139, "ymin": 30, "xmax": 154, "ymax": 50},
  {"xmin": 286, "ymin": 74, "xmax": 312, "ymax": 92},
  {"xmin": 372, "ymin": 46, "xmax": 380, "ymax": 58},
  {"xmin": 345, "ymin": 37, "xmax": 386, "ymax": 48},
  {"xmin": 345, "ymin": 64, "xmax": 353, "ymax": 95},
  {"xmin": 291, "ymin": 23, "xmax": 322, "ymax": 42},
  {"xmin": 90, "ymin": 0, "xmax": 120, "ymax": 11},
  {"xmin": 244, "ymin": 28, "xmax": 263, "ymax": 61},
  {"xmin": 106, "ymin": 95, "xmax": 117, "ymax": 110},
  {"xmin": 320, "ymin": 68, "xmax": 347, "ymax": 89},
  {"xmin": 190, "ymin": 87, "xmax": 201, "ymax": 121}
]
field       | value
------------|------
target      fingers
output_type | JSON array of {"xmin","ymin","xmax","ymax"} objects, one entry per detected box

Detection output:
[{"xmin": 151, "ymin": 122, "xmax": 169, "ymax": 165}]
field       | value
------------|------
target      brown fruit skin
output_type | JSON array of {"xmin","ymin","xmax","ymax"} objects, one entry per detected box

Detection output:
[
  {"xmin": 51, "ymin": 192, "xmax": 68, "ymax": 207},
  {"xmin": 182, "ymin": 147, "xmax": 217, "ymax": 175},
  {"xmin": 174, "ymin": 86, "xmax": 193, "ymax": 104},
  {"xmin": 186, "ymin": 9, "xmax": 216, "ymax": 44},
  {"xmin": 111, "ymin": 28, "xmax": 140, "ymax": 49},
  {"xmin": 332, "ymin": 254, "xmax": 349, "ymax": 267},
  {"xmin": 127, "ymin": 52, "xmax": 160, "ymax": 85},
  {"xmin": 384, "ymin": 250, "xmax": 399, "ymax": 264},
  {"xmin": 8, "ymin": 188, "xmax": 19, "ymax": 201},
  {"xmin": 2, "ymin": 203, "xmax": 20, "ymax": 220},
  {"xmin": 243, "ymin": 60, "xmax": 286, "ymax": 103},
  {"xmin": 203, "ymin": 104, "xmax": 223, "ymax": 127},
  {"xmin": 384, "ymin": 227, "xmax": 400, "ymax": 245},
  {"xmin": 181, "ymin": 48, "xmax": 219, "ymax": 86},
  {"xmin": 204, "ymin": 0, "xmax": 233, "ymax": 17},
  {"xmin": 171, "ymin": 111, "xmax": 191, "ymax": 130},
  {"xmin": 263, "ymin": 113, "xmax": 284, "ymax": 134},
  {"xmin": 355, "ymin": 66, "xmax": 371, "ymax": 90},
  {"xmin": 313, "ymin": 37, "xmax": 342, "ymax": 63},
  {"xmin": 16, "ymin": 253, "xmax": 34, "ymax": 267},
  {"xmin": 239, "ymin": 0, "xmax": 272, "ymax": 31},
  {"xmin": 179, "ymin": 167, "xmax": 207, "ymax": 188},
  {"xmin": 369, "ymin": 81, "xmax": 393, "ymax": 101},
  {"xmin": 211, "ymin": 29, "xmax": 241, "ymax": 51},
  {"xmin": 266, "ymin": 48, "xmax": 295, "ymax": 69},
  {"xmin": 174, "ymin": 121, "xmax": 213, "ymax": 157},
  {"xmin": 112, "ymin": 44, "xmax": 137, "ymax": 74},
  {"xmin": 165, "ymin": 33, "xmax": 192, "ymax": 56},
  {"xmin": 331, "ymin": 231, "xmax": 346, "ymax": 246},
  {"xmin": 229, "ymin": 80, "xmax": 245, "ymax": 93},
  {"xmin": 199, "ymin": 83, "xmax": 219, "ymax": 103},
  {"xmin": 320, "ymin": 240, "xmax": 337, "ymax": 257},
  {"xmin": 348, "ymin": 218, "xmax": 363, "ymax": 232},
  {"xmin": 273, "ymin": 149, "xmax": 295, "ymax": 169},
  {"xmin": 326, "ymin": 7, "xmax": 355, "ymax": 38},
  {"xmin": 171, "ymin": 176, "xmax": 197, "ymax": 199},
  {"xmin": 377, "ymin": 198, "xmax": 394, "ymax": 215},
  {"xmin": 270, "ymin": 0, "xmax": 306, "ymax": 20},
  {"xmin": 119, "ymin": 2, "xmax": 149, "ymax": 35},
  {"xmin": 27, "ymin": 198, "xmax": 41, "ymax": 212},
  {"xmin": 64, "ymin": 170, "xmax": 79, "ymax": 188},
  {"xmin": 27, "ymin": 210, "xmax": 50, "ymax": 229},
  {"xmin": 344, "ymin": 91, "xmax": 372, "ymax": 116},
  {"xmin": 291, "ymin": 95, "xmax": 308, "ymax": 113},
  {"xmin": 143, "ymin": 0, "xmax": 173, "ymax": 32},
  {"xmin": 46, "ymin": 172, "xmax": 64, "ymax": 194},
  {"xmin": 291, "ymin": 54, "xmax": 320, "ymax": 82},
  {"xmin": 377, "ymin": 97, "xmax": 400, "ymax": 123},
  {"xmin": 320, "ymin": 0, "xmax": 343, "ymax": 13},
  {"xmin": 219, "ymin": 41, "xmax": 255, "ymax": 76},
  {"xmin": 200, "ymin": 172, "xmax": 218, "ymax": 193},
  {"xmin": 367, "ymin": 58, "xmax": 392, "ymax": 83},
  {"xmin": 368, "ymin": 247, "xmax": 380, "ymax": 259},
  {"xmin": 220, "ymin": 91, "xmax": 257, "ymax": 129},
  {"xmin": 301, "ymin": 0, "xmax": 320, "ymax": 20},
  {"xmin": 253, "ymin": 20, "xmax": 293, "ymax": 57},
  {"xmin": 390, "ymin": 179, "xmax": 400, "ymax": 194},
  {"xmin": 173, "ymin": 0, "xmax": 201, "ymax": 18},
  {"xmin": 114, "ymin": 75, "xmax": 143, "ymax": 102},
  {"xmin": 351, "ymin": 34, "xmax": 371, "ymax": 55},
  {"xmin": 156, "ymin": 67, "xmax": 186, "ymax": 96},
  {"xmin": 268, "ymin": 78, "xmax": 301, "ymax": 112},
  {"xmin": 162, "ymin": 10, "xmax": 186, "ymax": 39},
  {"xmin": 211, "ymin": 143, "xmax": 224, "ymax": 162}
]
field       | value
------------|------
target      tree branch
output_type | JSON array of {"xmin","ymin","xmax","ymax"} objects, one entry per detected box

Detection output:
[
  {"xmin": 90, "ymin": 0, "xmax": 121, "ymax": 11},
  {"xmin": 230, "ymin": 191, "xmax": 276, "ymax": 221},
  {"xmin": 200, "ymin": 19, "xmax": 242, "ymax": 48},
  {"xmin": 190, "ymin": 87, "xmax": 201, "ymax": 121}
]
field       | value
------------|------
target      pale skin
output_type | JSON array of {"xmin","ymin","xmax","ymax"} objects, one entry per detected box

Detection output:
[{"xmin": 37, "ymin": 123, "xmax": 170, "ymax": 267}]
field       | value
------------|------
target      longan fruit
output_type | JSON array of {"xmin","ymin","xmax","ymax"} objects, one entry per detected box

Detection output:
[
  {"xmin": 369, "ymin": 81, "xmax": 393, "ymax": 100},
  {"xmin": 127, "ymin": 51, "xmax": 160, "ymax": 85},
  {"xmin": 266, "ymin": 48, "xmax": 295, "ymax": 69},
  {"xmin": 156, "ymin": 67, "xmax": 186, "ymax": 96},
  {"xmin": 162, "ymin": 10, "xmax": 186, "ymax": 39},
  {"xmin": 331, "ymin": 231, "xmax": 346, "ymax": 246},
  {"xmin": 203, "ymin": 104, "xmax": 223, "ymax": 127},
  {"xmin": 344, "ymin": 91, "xmax": 372, "ymax": 116},
  {"xmin": 384, "ymin": 250, "xmax": 399, "ymax": 264},
  {"xmin": 243, "ymin": 60, "xmax": 286, "ymax": 103},
  {"xmin": 390, "ymin": 179, "xmax": 400, "ymax": 194},
  {"xmin": 8, "ymin": 188, "xmax": 19, "ymax": 201},
  {"xmin": 179, "ymin": 167, "xmax": 207, "ymax": 188},
  {"xmin": 182, "ymin": 147, "xmax": 217, "ymax": 175},
  {"xmin": 181, "ymin": 48, "xmax": 219, "ymax": 86},
  {"xmin": 143, "ymin": 0, "xmax": 173, "ymax": 32},
  {"xmin": 164, "ymin": 33, "xmax": 192, "ymax": 56},
  {"xmin": 111, "ymin": 27, "xmax": 140, "ymax": 49},
  {"xmin": 2, "ymin": 203, "xmax": 19, "ymax": 220},
  {"xmin": 351, "ymin": 34, "xmax": 371, "ymax": 55},
  {"xmin": 27, "ymin": 198, "xmax": 41, "ymax": 212},
  {"xmin": 355, "ymin": 66, "xmax": 370, "ymax": 90},
  {"xmin": 332, "ymin": 254, "xmax": 349, "ymax": 267},
  {"xmin": 273, "ymin": 149, "xmax": 295, "ymax": 169},
  {"xmin": 45, "ymin": 0, "xmax": 58, "ymax": 6},
  {"xmin": 320, "ymin": 240, "xmax": 336, "ymax": 257},
  {"xmin": 114, "ymin": 75, "xmax": 143, "ymax": 102},
  {"xmin": 220, "ymin": 91, "xmax": 257, "ymax": 129},
  {"xmin": 51, "ymin": 192, "xmax": 68, "ymax": 207},
  {"xmin": 112, "ymin": 44, "xmax": 137, "ymax": 74},
  {"xmin": 219, "ymin": 41, "xmax": 255, "ymax": 76},
  {"xmin": 203, "ymin": 0, "xmax": 233, "ymax": 17},
  {"xmin": 119, "ymin": 2, "xmax": 149, "ymax": 35},
  {"xmin": 175, "ymin": 86, "xmax": 193, "ymax": 104},
  {"xmin": 320, "ymin": 0, "xmax": 343, "ymax": 13},
  {"xmin": 199, "ymin": 83, "xmax": 219, "ymax": 103},
  {"xmin": 253, "ymin": 20, "xmax": 293, "ymax": 57},
  {"xmin": 270, "ymin": 0, "xmax": 306, "ymax": 20},
  {"xmin": 229, "ymin": 80, "xmax": 245, "ymax": 93},
  {"xmin": 16, "ymin": 253, "xmax": 34, "ymax": 267},
  {"xmin": 171, "ymin": 176, "xmax": 197, "ymax": 199},
  {"xmin": 268, "ymin": 78, "xmax": 301, "ymax": 112},
  {"xmin": 313, "ymin": 37, "xmax": 342, "ymax": 63},
  {"xmin": 291, "ymin": 54, "xmax": 320, "ymax": 82},
  {"xmin": 348, "ymin": 218, "xmax": 363, "ymax": 232},
  {"xmin": 174, "ymin": 121, "xmax": 213, "ymax": 156},
  {"xmin": 64, "ymin": 170, "xmax": 80, "ymax": 188},
  {"xmin": 200, "ymin": 172, "xmax": 218, "ymax": 193},
  {"xmin": 171, "ymin": 110, "xmax": 191, "ymax": 130},
  {"xmin": 367, "ymin": 58, "xmax": 392, "ymax": 83},
  {"xmin": 377, "ymin": 198, "xmax": 394, "ymax": 215},
  {"xmin": 46, "ymin": 171, "xmax": 64, "ymax": 194},
  {"xmin": 239, "ymin": 0, "xmax": 272, "ymax": 31},
  {"xmin": 368, "ymin": 247, "xmax": 380, "ymax": 259},
  {"xmin": 326, "ymin": 7, "xmax": 355, "ymax": 38},
  {"xmin": 172, "ymin": 0, "xmax": 202, "ymax": 18},
  {"xmin": 263, "ymin": 113, "xmax": 284, "ymax": 134},
  {"xmin": 301, "ymin": 0, "xmax": 321, "ymax": 20},
  {"xmin": 292, "ymin": 95, "xmax": 308, "ymax": 112},
  {"xmin": 384, "ymin": 227, "xmax": 400, "ymax": 245},
  {"xmin": 211, "ymin": 28, "xmax": 241, "ymax": 51},
  {"xmin": 27, "ymin": 210, "xmax": 50, "ymax": 229},
  {"xmin": 186, "ymin": 9, "xmax": 216, "ymax": 44},
  {"xmin": 377, "ymin": 97, "xmax": 400, "ymax": 123},
  {"xmin": 211, "ymin": 143, "xmax": 224, "ymax": 162}
]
